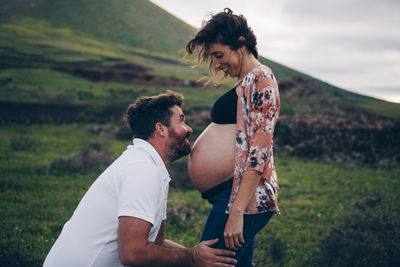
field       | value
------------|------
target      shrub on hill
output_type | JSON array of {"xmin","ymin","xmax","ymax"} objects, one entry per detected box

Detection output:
[
  {"xmin": 276, "ymin": 114, "xmax": 400, "ymax": 167},
  {"xmin": 114, "ymin": 123, "xmax": 133, "ymax": 141},
  {"xmin": 9, "ymin": 134, "xmax": 35, "ymax": 151},
  {"xmin": 49, "ymin": 145, "xmax": 112, "ymax": 174},
  {"xmin": 319, "ymin": 194, "xmax": 400, "ymax": 266},
  {"xmin": 0, "ymin": 251, "xmax": 40, "ymax": 267},
  {"xmin": 167, "ymin": 157, "xmax": 193, "ymax": 189}
]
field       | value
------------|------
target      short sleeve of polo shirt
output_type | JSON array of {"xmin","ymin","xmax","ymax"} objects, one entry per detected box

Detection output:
[{"xmin": 117, "ymin": 162, "xmax": 162, "ymax": 226}]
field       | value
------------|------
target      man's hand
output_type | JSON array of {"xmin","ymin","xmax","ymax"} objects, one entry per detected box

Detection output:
[
  {"xmin": 224, "ymin": 211, "xmax": 245, "ymax": 250},
  {"xmin": 191, "ymin": 238, "xmax": 237, "ymax": 267}
]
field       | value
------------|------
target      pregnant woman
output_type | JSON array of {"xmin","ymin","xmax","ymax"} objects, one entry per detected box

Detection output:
[{"xmin": 186, "ymin": 8, "xmax": 281, "ymax": 266}]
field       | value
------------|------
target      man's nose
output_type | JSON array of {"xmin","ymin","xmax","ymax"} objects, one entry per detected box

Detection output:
[{"xmin": 186, "ymin": 124, "xmax": 193, "ymax": 135}]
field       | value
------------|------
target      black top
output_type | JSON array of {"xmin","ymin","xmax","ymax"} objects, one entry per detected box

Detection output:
[{"xmin": 210, "ymin": 83, "xmax": 240, "ymax": 124}]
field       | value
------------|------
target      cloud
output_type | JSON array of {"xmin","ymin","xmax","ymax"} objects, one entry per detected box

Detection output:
[
  {"xmin": 150, "ymin": 0, "xmax": 400, "ymax": 103},
  {"xmin": 280, "ymin": 0, "xmax": 400, "ymax": 23}
]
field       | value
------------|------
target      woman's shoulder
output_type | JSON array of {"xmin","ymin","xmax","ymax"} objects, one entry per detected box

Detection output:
[{"xmin": 243, "ymin": 64, "xmax": 276, "ymax": 86}]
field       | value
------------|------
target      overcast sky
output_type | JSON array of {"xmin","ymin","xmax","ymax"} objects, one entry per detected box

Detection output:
[{"xmin": 150, "ymin": 0, "xmax": 400, "ymax": 103}]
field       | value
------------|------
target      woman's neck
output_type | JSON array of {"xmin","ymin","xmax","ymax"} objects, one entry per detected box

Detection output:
[{"xmin": 237, "ymin": 53, "xmax": 261, "ymax": 81}]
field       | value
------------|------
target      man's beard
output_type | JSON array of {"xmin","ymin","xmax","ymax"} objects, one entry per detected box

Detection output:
[{"xmin": 167, "ymin": 128, "xmax": 191, "ymax": 163}]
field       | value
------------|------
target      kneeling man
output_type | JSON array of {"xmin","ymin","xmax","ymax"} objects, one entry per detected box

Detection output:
[{"xmin": 44, "ymin": 90, "xmax": 236, "ymax": 267}]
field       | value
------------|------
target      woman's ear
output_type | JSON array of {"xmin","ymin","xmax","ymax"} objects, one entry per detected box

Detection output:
[{"xmin": 238, "ymin": 36, "xmax": 246, "ymax": 54}]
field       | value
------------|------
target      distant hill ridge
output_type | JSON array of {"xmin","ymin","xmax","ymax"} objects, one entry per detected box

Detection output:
[
  {"xmin": 0, "ymin": 0, "xmax": 194, "ymax": 55},
  {"xmin": 0, "ymin": 0, "xmax": 399, "ymax": 118},
  {"xmin": 1, "ymin": 0, "xmax": 399, "ymax": 166}
]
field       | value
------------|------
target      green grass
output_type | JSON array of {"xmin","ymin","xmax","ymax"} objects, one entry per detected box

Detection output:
[
  {"xmin": 1, "ymin": 0, "xmax": 194, "ymax": 55},
  {"xmin": 0, "ymin": 68, "xmax": 136, "ymax": 104},
  {"xmin": 0, "ymin": 66, "xmax": 226, "ymax": 106},
  {"xmin": 356, "ymin": 98, "xmax": 400, "ymax": 118},
  {"xmin": 0, "ymin": 13, "xmax": 224, "ymax": 107},
  {"xmin": 256, "ymin": 157, "xmax": 400, "ymax": 266},
  {"xmin": 1, "ymin": 123, "xmax": 399, "ymax": 266}
]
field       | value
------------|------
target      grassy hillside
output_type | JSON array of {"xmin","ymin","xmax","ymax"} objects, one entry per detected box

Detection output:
[
  {"xmin": 0, "ymin": 0, "xmax": 194, "ymax": 56},
  {"xmin": 1, "ymin": 0, "xmax": 399, "ymax": 117},
  {"xmin": 0, "ymin": 0, "xmax": 217, "ymax": 108},
  {"xmin": 0, "ymin": 123, "xmax": 398, "ymax": 266},
  {"xmin": 259, "ymin": 57, "xmax": 400, "ymax": 118}
]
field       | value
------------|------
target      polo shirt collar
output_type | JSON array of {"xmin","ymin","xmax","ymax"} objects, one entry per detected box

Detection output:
[{"xmin": 133, "ymin": 138, "xmax": 170, "ymax": 180}]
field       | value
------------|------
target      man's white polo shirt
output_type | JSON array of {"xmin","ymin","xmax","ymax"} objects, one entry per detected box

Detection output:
[{"xmin": 43, "ymin": 138, "xmax": 171, "ymax": 267}]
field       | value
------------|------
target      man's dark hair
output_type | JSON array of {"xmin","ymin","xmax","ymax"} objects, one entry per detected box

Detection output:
[
  {"xmin": 124, "ymin": 90, "xmax": 184, "ymax": 140},
  {"xmin": 186, "ymin": 8, "xmax": 258, "ymax": 64}
]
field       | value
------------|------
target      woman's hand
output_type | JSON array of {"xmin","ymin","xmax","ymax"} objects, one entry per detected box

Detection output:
[
  {"xmin": 223, "ymin": 170, "xmax": 261, "ymax": 250},
  {"xmin": 224, "ymin": 211, "xmax": 245, "ymax": 250}
]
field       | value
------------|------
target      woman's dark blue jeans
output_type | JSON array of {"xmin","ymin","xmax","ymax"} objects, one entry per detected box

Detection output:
[{"xmin": 200, "ymin": 187, "xmax": 273, "ymax": 267}]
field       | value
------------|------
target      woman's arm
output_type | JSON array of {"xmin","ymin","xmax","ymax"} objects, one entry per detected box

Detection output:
[
  {"xmin": 224, "ymin": 67, "xmax": 279, "ymax": 250},
  {"xmin": 224, "ymin": 170, "xmax": 261, "ymax": 250}
]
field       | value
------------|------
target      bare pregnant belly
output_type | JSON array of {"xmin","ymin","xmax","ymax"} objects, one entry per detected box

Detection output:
[{"xmin": 188, "ymin": 123, "xmax": 236, "ymax": 192}]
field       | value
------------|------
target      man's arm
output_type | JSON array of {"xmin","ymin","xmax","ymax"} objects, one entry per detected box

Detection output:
[
  {"xmin": 154, "ymin": 220, "xmax": 186, "ymax": 249},
  {"xmin": 118, "ymin": 216, "xmax": 237, "ymax": 267}
]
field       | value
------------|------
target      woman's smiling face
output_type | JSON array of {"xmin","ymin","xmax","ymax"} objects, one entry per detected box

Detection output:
[{"xmin": 209, "ymin": 43, "xmax": 242, "ymax": 78}]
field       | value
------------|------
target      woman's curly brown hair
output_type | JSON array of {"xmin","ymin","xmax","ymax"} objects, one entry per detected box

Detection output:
[{"xmin": 186, "ymin": 8, "xmax": 258, "ymax": 69}]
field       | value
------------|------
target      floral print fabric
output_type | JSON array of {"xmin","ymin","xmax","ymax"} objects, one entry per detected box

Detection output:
[{"xmin": 226, "ymin": 65, "xmax": 280, "ymax": 215}]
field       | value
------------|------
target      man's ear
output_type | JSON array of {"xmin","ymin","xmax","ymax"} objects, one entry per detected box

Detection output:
[{"xmin": 155, "ymin": 122, "xmax": 168, "ymax": 137}]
